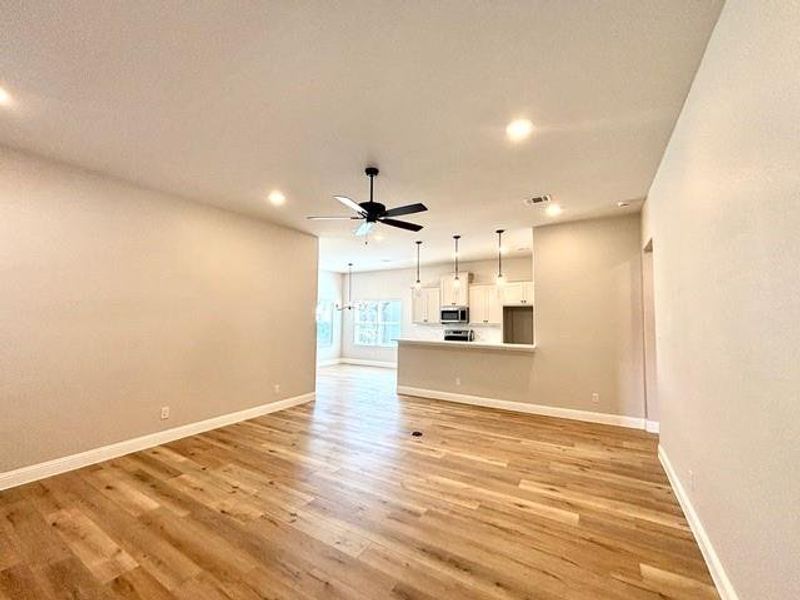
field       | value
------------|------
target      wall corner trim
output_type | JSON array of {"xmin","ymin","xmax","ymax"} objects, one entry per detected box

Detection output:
[
  {"xmin": 658, "ymin": 445, "xmax": 739, "ymax": 600},
  {"xmin": 0, "ymin": 392, "xmax": 316, "ymax": 492},
  {"xmin": 645, "ymin": 420, "xmax": 660, "ymax": 434},
  {"xmin": 397, "ymin": 386, "xmax": 645, "ymax": 429}
]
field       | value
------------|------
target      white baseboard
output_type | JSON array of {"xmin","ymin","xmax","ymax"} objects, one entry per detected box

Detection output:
[
  {"xmin": 658, "ymin": 445, "xmax": 738, "ymax": 600},
  {"xmin": 397, "ymin": 386, "xmax": 645, "ymax": 429},
  {"xmin": 340, "ymin": 358, "xmax": 397, "ymax": 369},
  {"xmin": 316, "ymin": 358, "xmax": 342, "ymax": 367},
  {"xmin": 0, "ymin": 392, "xmax": 315, "ymax": 492},
  {"xmin": 646, "ymin": 420, "xmax": 660, "ymax": 434}
]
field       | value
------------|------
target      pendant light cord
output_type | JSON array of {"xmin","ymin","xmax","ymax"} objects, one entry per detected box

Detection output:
[
  {"xmin": 348, "ymin": 263, "xmax": 353, "ymax": 308},
  {"xmin": 415, "ymin": 241, "xmax": 421, "ymax": 282},
  {"xmin": 496, "ymin": 229, "xmax": 504, "ymax": 277},
  {"xmin": 454, "ymin": 235, "xmax": 460, "ymax": 279}
]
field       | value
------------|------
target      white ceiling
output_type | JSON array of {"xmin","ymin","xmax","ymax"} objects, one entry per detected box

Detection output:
[{"xmin": 0, "ymin": 1, "xmax": 722, "ymax": 272}]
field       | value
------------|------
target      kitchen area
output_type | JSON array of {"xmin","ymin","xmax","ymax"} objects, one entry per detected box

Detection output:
[
  {"xmin": 395, "ymin": 262, "xmax": 538, "ymax": 403},
  {"xmin": 328, "ymin": 214, "xmax": 644, "ymax": 424}
]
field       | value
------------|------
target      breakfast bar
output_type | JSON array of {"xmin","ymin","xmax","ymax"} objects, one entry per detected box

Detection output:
[{"xmin": 395, "ymin": 338, "xmax": 538, "ymax": 409}]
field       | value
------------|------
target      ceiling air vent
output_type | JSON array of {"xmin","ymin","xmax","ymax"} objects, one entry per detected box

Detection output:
[{"xmin": 524, "ymin": 194, "xmax": 551, "ymax": 207}]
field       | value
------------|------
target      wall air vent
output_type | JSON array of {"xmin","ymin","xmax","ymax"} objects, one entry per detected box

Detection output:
[{"xmin": 523, "ymin": 194, "xmax": 552, "ymax": 207}]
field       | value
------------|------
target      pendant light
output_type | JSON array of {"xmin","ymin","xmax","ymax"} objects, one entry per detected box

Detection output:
[
  {"xmin": 336, "ymin": 263, "xmax": 356, "ymax": 311},
  {"xmin": 413, "ymin": 241, "xmax": 423, "ymax": 292},
  {"xmin": 452, "ymin": 235, "xmax": 461, "ymax": 288},
  {"xmin": 495, "ymin": 229, "xmax": 506, "ymax": 287}
]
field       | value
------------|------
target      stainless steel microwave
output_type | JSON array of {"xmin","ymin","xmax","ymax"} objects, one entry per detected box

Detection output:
[{"xmin": 440, "ymin": 306, "xmax": 469, "ymax": 324}]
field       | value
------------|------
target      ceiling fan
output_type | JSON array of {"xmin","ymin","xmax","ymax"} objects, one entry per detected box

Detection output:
[{"xmin": 307, "ymin": 166, "xmax": 427, "ymax": 236}]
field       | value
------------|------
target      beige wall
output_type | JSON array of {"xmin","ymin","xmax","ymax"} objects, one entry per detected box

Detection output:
[
  {"xmin": 399, "ymin": 214, "xmax": 645, "ymax": 418},
  {"xmin": 342, "ymin": 257, "xmax": 533, "ymax": 364},
  {"xmin": 643, "ymin": 1, "xmax": 800, "ymax": 597},
  {"xmin": 0, "ymin": 147, "xmax": 318, "ymax": 472}
]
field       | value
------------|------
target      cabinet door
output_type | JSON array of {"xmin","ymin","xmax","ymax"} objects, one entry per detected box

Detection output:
[
  {"xmin": 455, "ymin": 280, "xmax": 469, "ymax": 306},
  {"xmin": 500, "ymin": 282, "xmax": 525, "ymax": 305},
  {"xmin": 486, "ymin": 286, "xmax": 503, "ymax": 323},
  {"xmin": 440, "ymin": 277, "xmax": 454, "ymax": 306},
  {"xmin": 500, "ymin": 282, "xmax": 533, "ymax": 306},
  {"xmin": 412, "ymin": 288, "xmax": 426, "ymax": 323},
  {"xmin": 425, "ymin": 288, "xmax": 440, "ymax": 323},
  {"xmin": 441, "ymin": 274, "xmax": 470, "ymax": 306},
  {"xmin": 521, "ymin": 282, "xmax": 534, "ymax": 305},
  {"xmin": 469, "ymin": 286, "xmax": 487, "ymax": 323}
]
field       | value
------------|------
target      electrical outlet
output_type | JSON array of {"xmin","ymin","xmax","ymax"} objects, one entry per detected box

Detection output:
[
  {"xmin": 455, "ymin": 377, "xmax": 461, "ymax": 386},
  {"xmin": 273, "ymin": 384, "xmax": 281, "ymax": 394},
  {"xmin": 160, "ymin": 406, "xmax": 170, "ymax": 420},
  {"xmin": 591, "ymin": 392, "xmax": 599, "ymax": 404}
]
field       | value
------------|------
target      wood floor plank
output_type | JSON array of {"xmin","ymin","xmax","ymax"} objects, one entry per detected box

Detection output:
[{"xmin": 0, "ymin": 364, "xmax": 718, "ymax": 599}]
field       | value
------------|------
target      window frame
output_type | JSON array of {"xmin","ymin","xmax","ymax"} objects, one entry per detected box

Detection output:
[
  {"xmin": 315, "ymin": 299, "xmax": 335, "ymax": 348},
  {"xmin": 353, "ymin": 299, "xmax": 402, "ymax": 348}
]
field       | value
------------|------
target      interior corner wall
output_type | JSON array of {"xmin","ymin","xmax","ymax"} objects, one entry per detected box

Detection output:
[
  {"xmin": 0, "ymin": 146, "xmax": 319, "ymax": 473},
  {"xmin": 643, "ymin": 0, "xmax": 800, "ymax": 597},
  {"xmin": 396, "ymin": 215, "xmax": 645, "ymax": 420},
  {"xmin": 532, "ymin": 214, "xmax": 645, "ymax": 418},
  {"xmin": 316, "ymin": 270, "xmax": 343, "ymax": 363}
]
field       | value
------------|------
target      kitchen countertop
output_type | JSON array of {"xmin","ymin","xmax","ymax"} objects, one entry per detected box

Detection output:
[{"xmin": 394, "ymin": 338, "xmax": 536, "ymax": 353}]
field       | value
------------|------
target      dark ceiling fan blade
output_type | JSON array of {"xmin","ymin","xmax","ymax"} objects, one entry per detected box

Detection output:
[
  {"xmin": 334, "ymin": 195, "xmax": 366, "ymax": 215},
  {"xmin": 306, "ymin": 216, "xmax": 362, "ymax": 220},
  {"xmin": 380, "ymin": 218, "xmax": 423, "ymax": 232},
  {"xmin": 354, "ymin": 221, "xmax": 374, "ymax": 236},
  {"xmin": 382, "ymin": 203, "xmax": 428, "ymax": 218}
]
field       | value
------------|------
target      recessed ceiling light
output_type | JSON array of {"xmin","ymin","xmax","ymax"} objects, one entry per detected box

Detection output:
[
  {"xmin": 617, "ymin": 201, "xmax": 630, "ymax": 208},
  {"xmin": 0, "ymin": 86, "xmax": 13, "ymax": 106},
  {"xmin": 506, "ymin": 118, "xmax": 534, "ymax": 142},
  {"xmin": 267, "ymin": 190, "xmax": 286, "ymax": 206},
  {"xmin": 545, "ymin": 204, "xmax": 563, "ymax": 217}
]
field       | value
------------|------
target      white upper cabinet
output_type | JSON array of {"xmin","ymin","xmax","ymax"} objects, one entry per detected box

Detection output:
[
  {"xmin": 469, "ymin": 285, "xmax": 502, "ymax": 324},
  {"xmin": 499, "ymin": 281, "xmax": 534, "ymax": 306},
  {"xmin": 440, "ymin": 273, "xmax": 470, "ymax": 307},
  {"xmin": 412, "ymin": 287, "xmax": 440, "ymax": 324}
]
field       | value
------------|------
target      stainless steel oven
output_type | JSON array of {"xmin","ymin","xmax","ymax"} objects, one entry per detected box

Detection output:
[{"xmin": 440, "ymin": 306, "xmax": 469, "ymax": 324}]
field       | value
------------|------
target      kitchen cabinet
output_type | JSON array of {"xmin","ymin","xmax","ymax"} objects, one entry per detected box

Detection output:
[
  {"xmin": 469, "ymin": 285, "xmax": 502, "ymax": 324},
  {"xmin": 440, "ymin": 273, "xmax": 470, "ymax": 307},
  {"xmin": 500, "ymin": 281, "xmax": 534, "ymax": 306},
  {"xmin": 412, "ymin": 287, "xmax": 440, "ymax": 324}
]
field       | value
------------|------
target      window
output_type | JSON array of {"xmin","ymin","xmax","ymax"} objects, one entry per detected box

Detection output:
[
  {"xmin": 316, "ymin": 300, "xmax": 334, "ymax": 348},
  {"xmin": 354, "ymin": 300, "xmax": 402, "ymax": 347}
]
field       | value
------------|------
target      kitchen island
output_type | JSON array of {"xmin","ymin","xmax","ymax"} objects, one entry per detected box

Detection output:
[
  {"xmin": 394, "ymin": 338, "xmax": 536, "ymax": 353},
  {"xmin": 395, "ymin": 337, "xmax": 645, "ymax": 428},
  {"xmin": 395, "ymin": 337, "xmax": 540, "ymax": 414}
]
